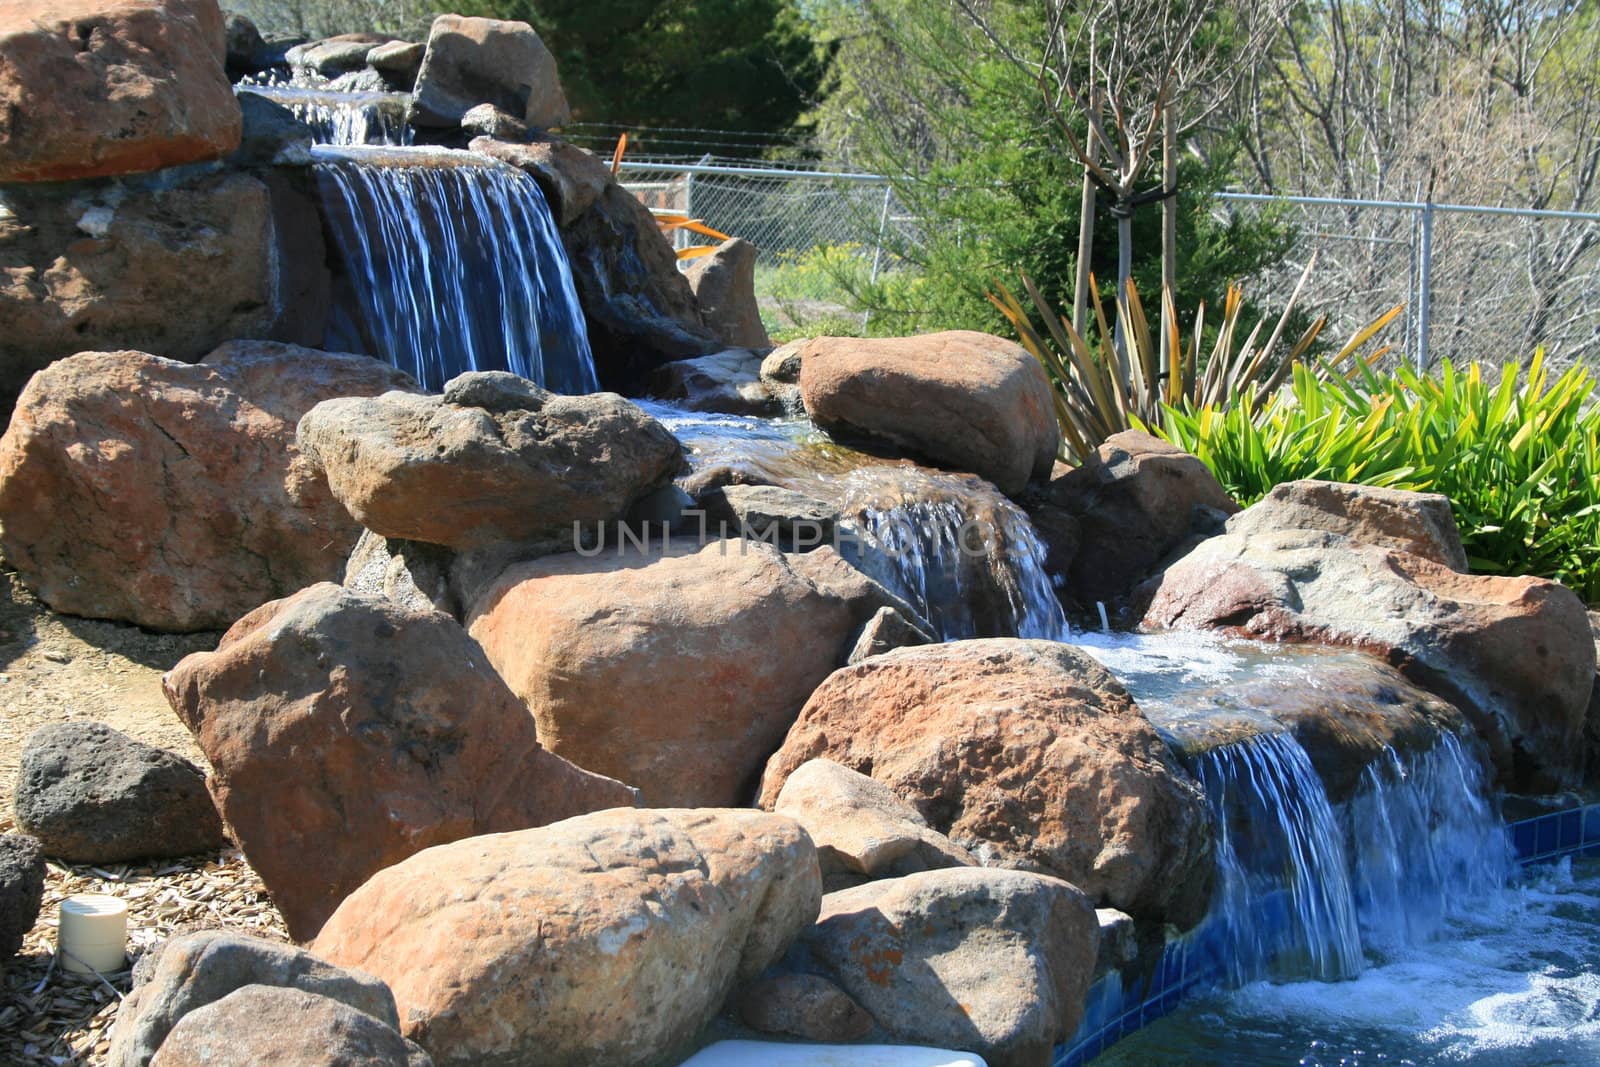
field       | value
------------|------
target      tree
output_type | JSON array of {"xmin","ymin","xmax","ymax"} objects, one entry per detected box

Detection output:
[
  {"xmin": 1228, "ymin": 0, "xmax": 1600, "ymax": 367},
  {"xmin": 806, "ymin": 0, "xmax": 1292, "ymax": 337},
  {"xmin": 458, "ymin": 0, "xmax": 828, "ymax": 151}
]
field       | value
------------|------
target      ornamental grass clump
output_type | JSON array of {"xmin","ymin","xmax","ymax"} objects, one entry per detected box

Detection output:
[{"xmin": 1158, "ymin": 353, "xmax": 1600, "ymax": 601}]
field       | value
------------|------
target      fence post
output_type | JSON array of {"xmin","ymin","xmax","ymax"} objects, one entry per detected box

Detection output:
[
  {"xmin": 869, "ymin": 184, "xmax": 894, "ymax": 283},
  {"xmin": 681, "ymin": 171, "xmax": 695, "ymax": 255},
  {"xmin": 1416, "ymin": 199, "xmax": 1434, "ymax": 371}
]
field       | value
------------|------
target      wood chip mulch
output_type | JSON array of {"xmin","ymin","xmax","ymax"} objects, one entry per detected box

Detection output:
[{"xmin": 0, "ymin": 846, "xmax": 288, "ymax": 1066}]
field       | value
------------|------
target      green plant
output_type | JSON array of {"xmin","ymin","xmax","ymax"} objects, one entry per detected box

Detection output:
[
  {"xmin": 989, "ymin": 263, "xmax": 1402, "ymax": 463},
  {"xmin": 1160, "ymin": 354, "xmax": 1600, "ymax": 600}
]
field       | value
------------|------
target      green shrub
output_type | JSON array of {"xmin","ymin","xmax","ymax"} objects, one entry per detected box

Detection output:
[{"xmin": 1157, "ymin": 355, "xmax": 1600, "ymax": 601}]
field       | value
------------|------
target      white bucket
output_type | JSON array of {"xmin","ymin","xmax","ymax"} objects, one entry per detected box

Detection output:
[{"xmin": 58, "ymin": 894, "xmax": 128, "ymax": 975}]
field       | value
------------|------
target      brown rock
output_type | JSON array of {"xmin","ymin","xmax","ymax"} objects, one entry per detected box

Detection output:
[
  {"xmin": 847, "ymin": 605, "xmax": 933, "ymax": 663},
  {"xmin": 459, "ymin": 104, "xmax": 528, "ymax": 141},
  {"xmin": 1142, "ymin": 526, "xmax": 1596, "ymax": 791},
  {"xmin": 759, "ymin": 639, "xmax": 1214, "ymax": 926},
  {"xmin": 109, "ymin": 930, "xmax": 401, "ymax": 1067},
  {"xmin": 773, "ymin": 759, "xmax": 975, "ymax": 891},
  {"xmin": 412, "ymin": 15, "xmax": 569, "ymax": 129},
  {"xmin": 163, "ymin": 583, "xmax": 635, "ymax": 940},
  {"xmin": 467, "ymin": 541, "xmax": 891, "ymax": 807},
  {"xmin": 738, "ymin": 973, "xmax": 873, "ymax": 1043},
  {"xmin": 648, "ymin": 348, "xmax": 779, "ymax": 415},
  {"xmin": 1029, "ymin": 430, "xmax": 1238, "ymax": 610},
  {"xmin": 798, "ymin": 331, "xmax": 1058, "ymax": 495},
  {"xmin": 297, "ymin": 371, "xmax": 683, "ymax": 551},
  {"xmin": 804, "ymin": 868, "xmax": 1098, "ymax": 1067},
  {"xmin": 150, "ymin": 986, "xmax": 424, "ymax": 1067},
  {"xmin": 685, "ymin": 239, "xmax": 770, "ymax": 350},
  {"xmin": 468, "ymin": 135, "xmax": 609, "ymax": 225},
  {"xmin": 0, "ymin": 345, "xmax": 414, "ymax": 631},
  {"xmin": 0, "ymin": 169, "xmax": 330, "ymax": 417},
  {"xmin": 287, "ymin": 33, "xmax": 396, "ymax": 78},
  {"xmin": 366, "ymin": 41, "xmax": 425, "ymax": 88},
  {"xmin": 312, "ymin": 808, "xmax": 821, "ymax": 1067},
  {"xmin": 0, "ymin": 0, "xmax": 240, "ymax": 182},
  {"xmin": 1228, "ymin": 479, "xmax": 1469, "ymax": 570}
]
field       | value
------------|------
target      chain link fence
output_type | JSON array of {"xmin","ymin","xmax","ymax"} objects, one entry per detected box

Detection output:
[
  {"xmin": 1216, "ymin": 193, "xmax": 1600, "ymax": 372},
  {"xmin": 618, "ymin": 158, "xmax": 1600, "ymax": 365},
  {"xmin": 617, "ymin": 161, "xmax": 908, "ymax": 335}
]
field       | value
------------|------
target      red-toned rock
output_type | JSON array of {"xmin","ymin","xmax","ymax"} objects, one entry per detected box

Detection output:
[
  {"xmin": 0, "ymin": 345, "xmax": 414, "ymax": 632},
  {"xmin": 312, "ymin": 808, "xmax": 821, "ymax": 1067},
  {"xmin": 0, "ymin": 170, "xmax": 330, "ymax": 417},
  {"xmin": 163, "ymin": 583, "xmax": 635, "ymax": 940},
  {"xmin": 1142, "ymin": 526, "xmax": 1595, "ymax": 791},
  {"xmin": 411, "ymin": 15, "xmax": 568, "ymax": 129},
  {"xmin": 685, "ymin": 239, "xmax": 770, "ymax": 350},
  {"xmin": 149, "ymin": 986, "xmax": 427, "ymax": 1067},
  {"xmin": 467, "ymin": 542, "xmax": 897, "ymax": 807},
  {"xmin": 798, "ymin": 332, "xmax": 1058, "ymax": 495},
  {"xmin": 297, "ymin": 372, "xmax": 682, "ymax": 552},
  {"xmin": 804, "ymin": 868, "xmax": 1098, "ymax": 1067},
  {"xmin": 759, "ymin": 639, "xmax": 1214, "ymax": 926},
  {"xmin": 0, "ymin": 0, "xmax": 241, "ymax": 182},
  {"xmin": 1228, "ymin": 479, "xmax": 1468, "ymax": 570},
  {"xmin": 1027, "ymin": 430, "xmax": 1238, "ymax": 609}
]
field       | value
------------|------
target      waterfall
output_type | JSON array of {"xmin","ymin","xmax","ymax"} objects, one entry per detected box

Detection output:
[
  {"xmin": 1196, "ymin": 732, "xmax": 1365, "ymax": 984},
  {"xmin": 1188, "ymin": 728, "xmax": 1510, "ymax": 986},
  {"xmin": 1346, "ymin": 731, "xmax": 1511, "ymax": 949},
  {"xmin": 313, "ymin": 145, "xmax": 599, "ymax": 394},
  {"xmin": 239, "ymin": 87, "xmax": 412, "ymax": 146},
  {"xmin": 833, "ymin": 466, "xmax": 1068, "ymax": 641}
]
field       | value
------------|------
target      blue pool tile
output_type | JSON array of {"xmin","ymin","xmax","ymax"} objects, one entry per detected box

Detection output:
[
  {"xmin": 1583, "ymin": 806, "xmax": 1600, "ymax": 846},
  {"xmin": 1536, "ymin": 815, "xmax": 1560, "ymax": 857},
  {"xmin": 1560, "ymin": 810, "xmax": 1582, "ymax": 850},
  {"xmin": 1512, "ymin": 820, "xmax": 1537, "ymax": 859}
]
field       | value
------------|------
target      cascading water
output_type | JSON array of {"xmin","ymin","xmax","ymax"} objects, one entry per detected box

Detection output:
[
  {"xmin": 833, "ymin": 466, "xmax": 1068, "ymax": 641},
  {"xmin": 313, "ymin": 145, "xmax": 599, "ymax": 393},
  {"xmin": 1347, "ymin": 731, "xmax": 1511, "ymax": 949},
  {"xmin": 1195, "ymin": 731, "xmax": 1365, "ymax": 985},
  {"xmin": 238, "ymin": 87, "xmax": 413, "ymax": 146},
  {"xmin": 1184, "ymin": 727, "xmax": 1510, "ymax": 987}
]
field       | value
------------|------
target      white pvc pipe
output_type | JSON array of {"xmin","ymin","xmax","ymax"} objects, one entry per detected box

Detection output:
[{"xmin": 58, "ymin": 894, "xmax": 128, "ymax": 974}]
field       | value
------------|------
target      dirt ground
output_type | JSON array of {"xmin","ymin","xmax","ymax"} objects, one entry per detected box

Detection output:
[{"xmin": 0, "ymin": 569, "xmax": 288, "ymax": 1066}]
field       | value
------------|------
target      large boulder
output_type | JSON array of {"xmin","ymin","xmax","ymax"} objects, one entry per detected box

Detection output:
[
  {"xmin": 773, "ymin": 759, "xmax": 975, "ymax": 891},
  {"xmin": 150, "ymin": 986, "xmax": 427, "ymax": 1067},
  {"xmin": 1228, "ymin": 479, "xmax": 1469, "ymax": 570},
  {"xmin": 13, "ymin": 723, "xmax": 225, "ymax": 864},
  {"xmin": 1142, "ymin": 523, "xmax": 1595, "ymax": 792},
  {"xmin": 685, "ymin": 239, "xmax": 770, "ymax": 350},
  {"xmin": 163, "ymin": 583, "xmax": 636, "ymax": 940},
  {"xmin": 0, "ymin": 0, "xmax": 240, "ymax": 182},
  {"xmin": 0, "ymin": 170, "xmax": 330, "ymax": 417},
  {"xmin": 798, "ymin": 332, "xmax": 1058, "ymax": 495},
  {"xmin": 474, "ymin": 135, "xmax": 720, "ymax": 389},
  {"xmin": 0, "ymin": 345, "xmax": 412, "ymax": 632},
  {"xmin": 286, "ymin": 33, "xmax": 396, "ymax": 79},
  {"xmin": 467, "ymin": 542, "xmax": 902, "ymax": 807},
  {"xmin": 759, "ymin": 639, "xmax": 1214, "ymax": 926},
  {"xmin": 109, "ymin": 930, "xmax": 401, "ymax": 1067},
  {"xmin": 312, "ymin": 808, "xmax": 821, "ymax": 1067},
  {"xmin": 298, "ymin": 371, "xmax": 682, "ymax": 552},
  {"xmin": 411, "ymin": 16, "xmax": 568, "ymax": 129},
  {"xmin": 802, "ymin": 868, "xmax": 1098, "ymax": 1067},
  {"xmin": 0, "ymin": 834, "xmax": 45, "ymax": 964},
  {"xmin": 1027, "ymin": 430, "xmax": 1238, "ymax": 610}
]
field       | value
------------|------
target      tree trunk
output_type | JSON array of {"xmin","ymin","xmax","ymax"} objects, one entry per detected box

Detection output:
[
  {"xmin": 1073, "ymin": 93, "xmax": 1101, "ymax": 335},
  {"xmin": 1161, "ymin": 104, "xmax": 1178, "ymax": 397}
]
